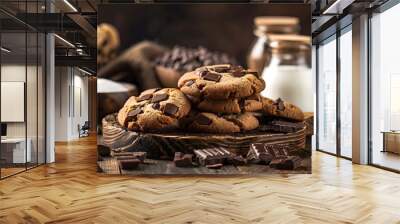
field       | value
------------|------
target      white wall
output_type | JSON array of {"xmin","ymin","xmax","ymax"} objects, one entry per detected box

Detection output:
[{"xmin": 54, "ymin": 67, "xmax": 89, "ymax": 141}]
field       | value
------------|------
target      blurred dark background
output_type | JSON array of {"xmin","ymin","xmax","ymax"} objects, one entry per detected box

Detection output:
[{"xmin": 98, "ymin": 4, "xmax": 310, "ymax": 65}]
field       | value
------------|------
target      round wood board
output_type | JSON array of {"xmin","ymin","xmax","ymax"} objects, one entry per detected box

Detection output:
[{"xmin": 102, "ymin": 113, "xmax": 307, "ymax": 159}]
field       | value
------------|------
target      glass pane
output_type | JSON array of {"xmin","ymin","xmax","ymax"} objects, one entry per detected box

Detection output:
[
  {"xmin": 317, "ymin": 37, "xmax": 337, "ymax": 154},
  {"xmin": 1, "ymin": 31, "xmax": 27, "ymax": 177},
  {"xmin": 38, "ymin": 33, "xmax": 46, "ymax": 165},
  {"xmin": 27, "ymin": 31, "xmax": 38, "ymax": 169},
  {"xmin": 371, "ymin": 5, "xmax": 400, "ymax": 171},
  {"xmin": 339, "ymin": 28, "xmax": 352, "ymax": 158}
]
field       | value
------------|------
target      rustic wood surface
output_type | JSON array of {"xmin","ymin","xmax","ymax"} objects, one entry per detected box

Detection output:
[
  {"xmin": 102, "ymin": 113, "xmax": 308, "ymax": 159},
  {"xmin": 97, "ymin": 157, "xmax": 311, "ymax": 176}
]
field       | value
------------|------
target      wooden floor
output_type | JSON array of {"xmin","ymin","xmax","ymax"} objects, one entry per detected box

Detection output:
[{"xmin": 1, "ymin": 136, "xmax": 400, "ymax": 224}]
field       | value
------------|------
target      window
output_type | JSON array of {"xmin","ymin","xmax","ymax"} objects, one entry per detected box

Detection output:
[
  {"xmin": 317, "ymin": 35, "xmax": 337, "ymax": 154},
  {"xmin": 339, "ymin": 27, "xmax": 352, "ymax": 158},
  {"xmin": 370, "ymin": 3, "xmax": 400, "ymax": 171}
]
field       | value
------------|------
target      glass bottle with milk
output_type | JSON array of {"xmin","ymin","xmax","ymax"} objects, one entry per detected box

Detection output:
[
  {"xmin": 260, "ymin": 35, "xmax": 313, "ymax": 112},
  {"xmin": 247, "ymin": 16, "xmax": 300, "ymax": 74}
]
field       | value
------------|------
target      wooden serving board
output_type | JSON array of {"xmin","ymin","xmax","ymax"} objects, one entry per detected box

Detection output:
[{"xmin": 102, "ymin": 113, "xmax": 307, "ymax": 160}]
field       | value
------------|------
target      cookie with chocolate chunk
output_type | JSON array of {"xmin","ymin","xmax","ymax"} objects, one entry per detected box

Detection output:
[
  {"xmin": 196, "ymin": 94, "xmax": 262, "ymax": 114},
  {"xmin": 185, "ymin": 112, "xmax": 259, "ymax": 133},
  {"xmin": 178, "ymin": 64, "xmax": 265, "ymax": 101},
  {"xmin": 261, "ymin": 97, "xmax": 304, "ymax": 121},
  {"xmin": 117, "ymin": 88, "xmax": 191, "ymax": 131}
]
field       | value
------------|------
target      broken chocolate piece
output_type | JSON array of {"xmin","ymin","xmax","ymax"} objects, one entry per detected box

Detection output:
[
  {"xmin": 132, "ymin": 152, "xmax": 147, "ymax": 162},
  {"xmin": 127, "ymin": 107, "xmax": 142, "ymax": 118},
  {"xmin": 137, "ymin": 94, "xmax": 153, "ymax": 102},
  {"xmin": 213, "ymin": 65, "xmax": 231, "ymax": 73},
  {"xmin": 195, "ymin": 114, "xmax": 213, "ymax": 125},
  {"xmin": 112, "ymin": 151, "xmax": 146, "ymax": 162},
  {"xmin": 119, "ymin": 159, "xmax": 140, "ymax": 170},
  {"xmin": 247, "ymin": 143, "xmax": 274, "ymax": 164},
  {"xmin": 229, "ymin": 65, "xmax": 245, "ymax": 77},
  {"xmin": 227, "ymin": 155, "xmax": 247, "ymax": 166},
  {"xmin": 199, "ymin": 70, "xmax": 209, "ymax": 77},
  {"xmin": 269, "ymin": 156, "xmax": 301, "ymax": 170},
  {"xmin": 151, "ymin": 93, "xmax": 169, "ymax": 103},
  {"xmin": 268, "ymin": 120, "xmax": 305, "ymax": 133},
  {"xmin": 163, "ymin": 103, "xmax": 179, "ymax": 116},
  {"xmin": 174, "ymin": 152, "xmax": 193, "ymax": 167},
  {"xmin": 202, "ymin": 72, "xmax": 222, "ymax": 82},
  {"xmin": 265, "ymin": 144, "xmax": 288, "ymax": 158},
  {"xmin": 194, "ymin": 148, "xmax": 232, "ymax": 166}
]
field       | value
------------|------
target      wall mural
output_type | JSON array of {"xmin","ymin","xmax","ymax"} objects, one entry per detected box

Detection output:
[{"xmin": 96, "ymin": 3, "xmax": 313, "ymax": 175}]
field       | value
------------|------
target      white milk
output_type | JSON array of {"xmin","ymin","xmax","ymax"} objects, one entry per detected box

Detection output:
[{"xmin": 261, "ymin": 65, "xmax": 313, "ymax": 112}]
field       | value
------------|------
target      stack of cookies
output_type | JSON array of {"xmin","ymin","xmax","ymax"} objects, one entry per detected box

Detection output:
[
  {"xmin": 177, "ymin": 64, "xmax": 265, "ymax": 133},
  {"xmin": 117, "ymin": 64, "xmax": 305, "ymax": 133}
]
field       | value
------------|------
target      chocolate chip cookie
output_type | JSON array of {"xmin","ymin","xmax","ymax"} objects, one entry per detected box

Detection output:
[
  {"xmin": 261, "ymin": 97, "xmax": 304, "ymax": 121},
  {"xmin": 196, "ymin": 94, "xmax": 263, "ymax": 114},
  {"xmin": 185, "ymin": 112, "xmax": 259, "ymax": 133},
  {"xmin": 117, "ymin": 88, "xmax": 191, "ymax": 131},
  {"xmin": 178, "ymin": 64, "xmax": 265, "ymax": 100}
]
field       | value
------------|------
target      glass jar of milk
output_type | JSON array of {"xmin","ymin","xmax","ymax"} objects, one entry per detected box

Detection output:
[
  {"xmin": 247, "ymin": 17, "xmax": 300, "ymax": 74},
  {"xmin": 260, "ymin": 35, "xmax": 313, "ymax": 112}
]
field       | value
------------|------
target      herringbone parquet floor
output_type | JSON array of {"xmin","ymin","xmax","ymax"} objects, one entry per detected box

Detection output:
[{"xmin": 1, "ymin": 136, "xmax": 400, "ymax": 224}]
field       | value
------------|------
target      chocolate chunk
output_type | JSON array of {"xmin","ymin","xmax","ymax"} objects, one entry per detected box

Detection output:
[
  {"xmin": 194, "ymin": 148, "xmax": 232, "ymax": 166},
  {"xmin": 174, "ymin": 152, "xmax": 193, "ymax": 167},
  {"xmin": 152, "ymin": 103, "xmax": 160, "ymax": 110},
  {"xmin": 154, "ymin": 46, "xmax": 237, "ymax": 73},
  {"xmin": 195, "ymin": 114, "xmax": 213, "ymax": 125},
  {"xmin": 137, "ymin": 94, "xmax": 153, "ymax": 102},
  {"xmin": 127, "ymin": 107, "xmax": 142, "ymax": 118},
  {"xmin": 119, "ymin": 159, "xmax": 140, "ymax": 170},
  {"xmin": 132, "ymin": 152, "xmax": 147, "ymax": 162},
  {"xmin": 264, "ymin": 144, "xmax": 289, "ymax": 158},
  {"xmin": 206, "ymin": 163, "xmax": 223, "ymax": 169},
  {"xmin": 163, "ymin": 103, "xmax": 179, "ymax": 116},
  {"xmin": 269, "ymin": 120, "xmax": 305, "ymax": 133},
  {"xmin": 270, "ymin": 156, "xmax": 301, "ymax": 170},
  {"xmin": 229, "ymin": 65, "xmax": 245, "ymax": 77},
  {"xmin": 228, "ymin": 155, "xmax": 247, "ymax": 166},
  {"xmin": 202, "ymin": 72, "xmax": 222, "ymax": 82},
  {"xmin": 275, "ymin": 98, "xmax": 285, "ymax": 111},
  {"xmin": 247, "ymin": 143, "xmax": 274, "ymax": 164},
  {"xmin": 113, "ymin": 151, "xmax": 146, "ymax": 162},
  {"xmin": 213, "ymin": 65, "xmax": 231, "ymax": 73},
  {"xmin": 185, "ymin": 80, "xmax": 195, "ymax": 86},
  {"xmin": 199, "ymin": 70, "xmax": 209, "ymax": 77},
  {"xmin": 151, "ymin": 93, "xmax": 169, "ymax": 103}
]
